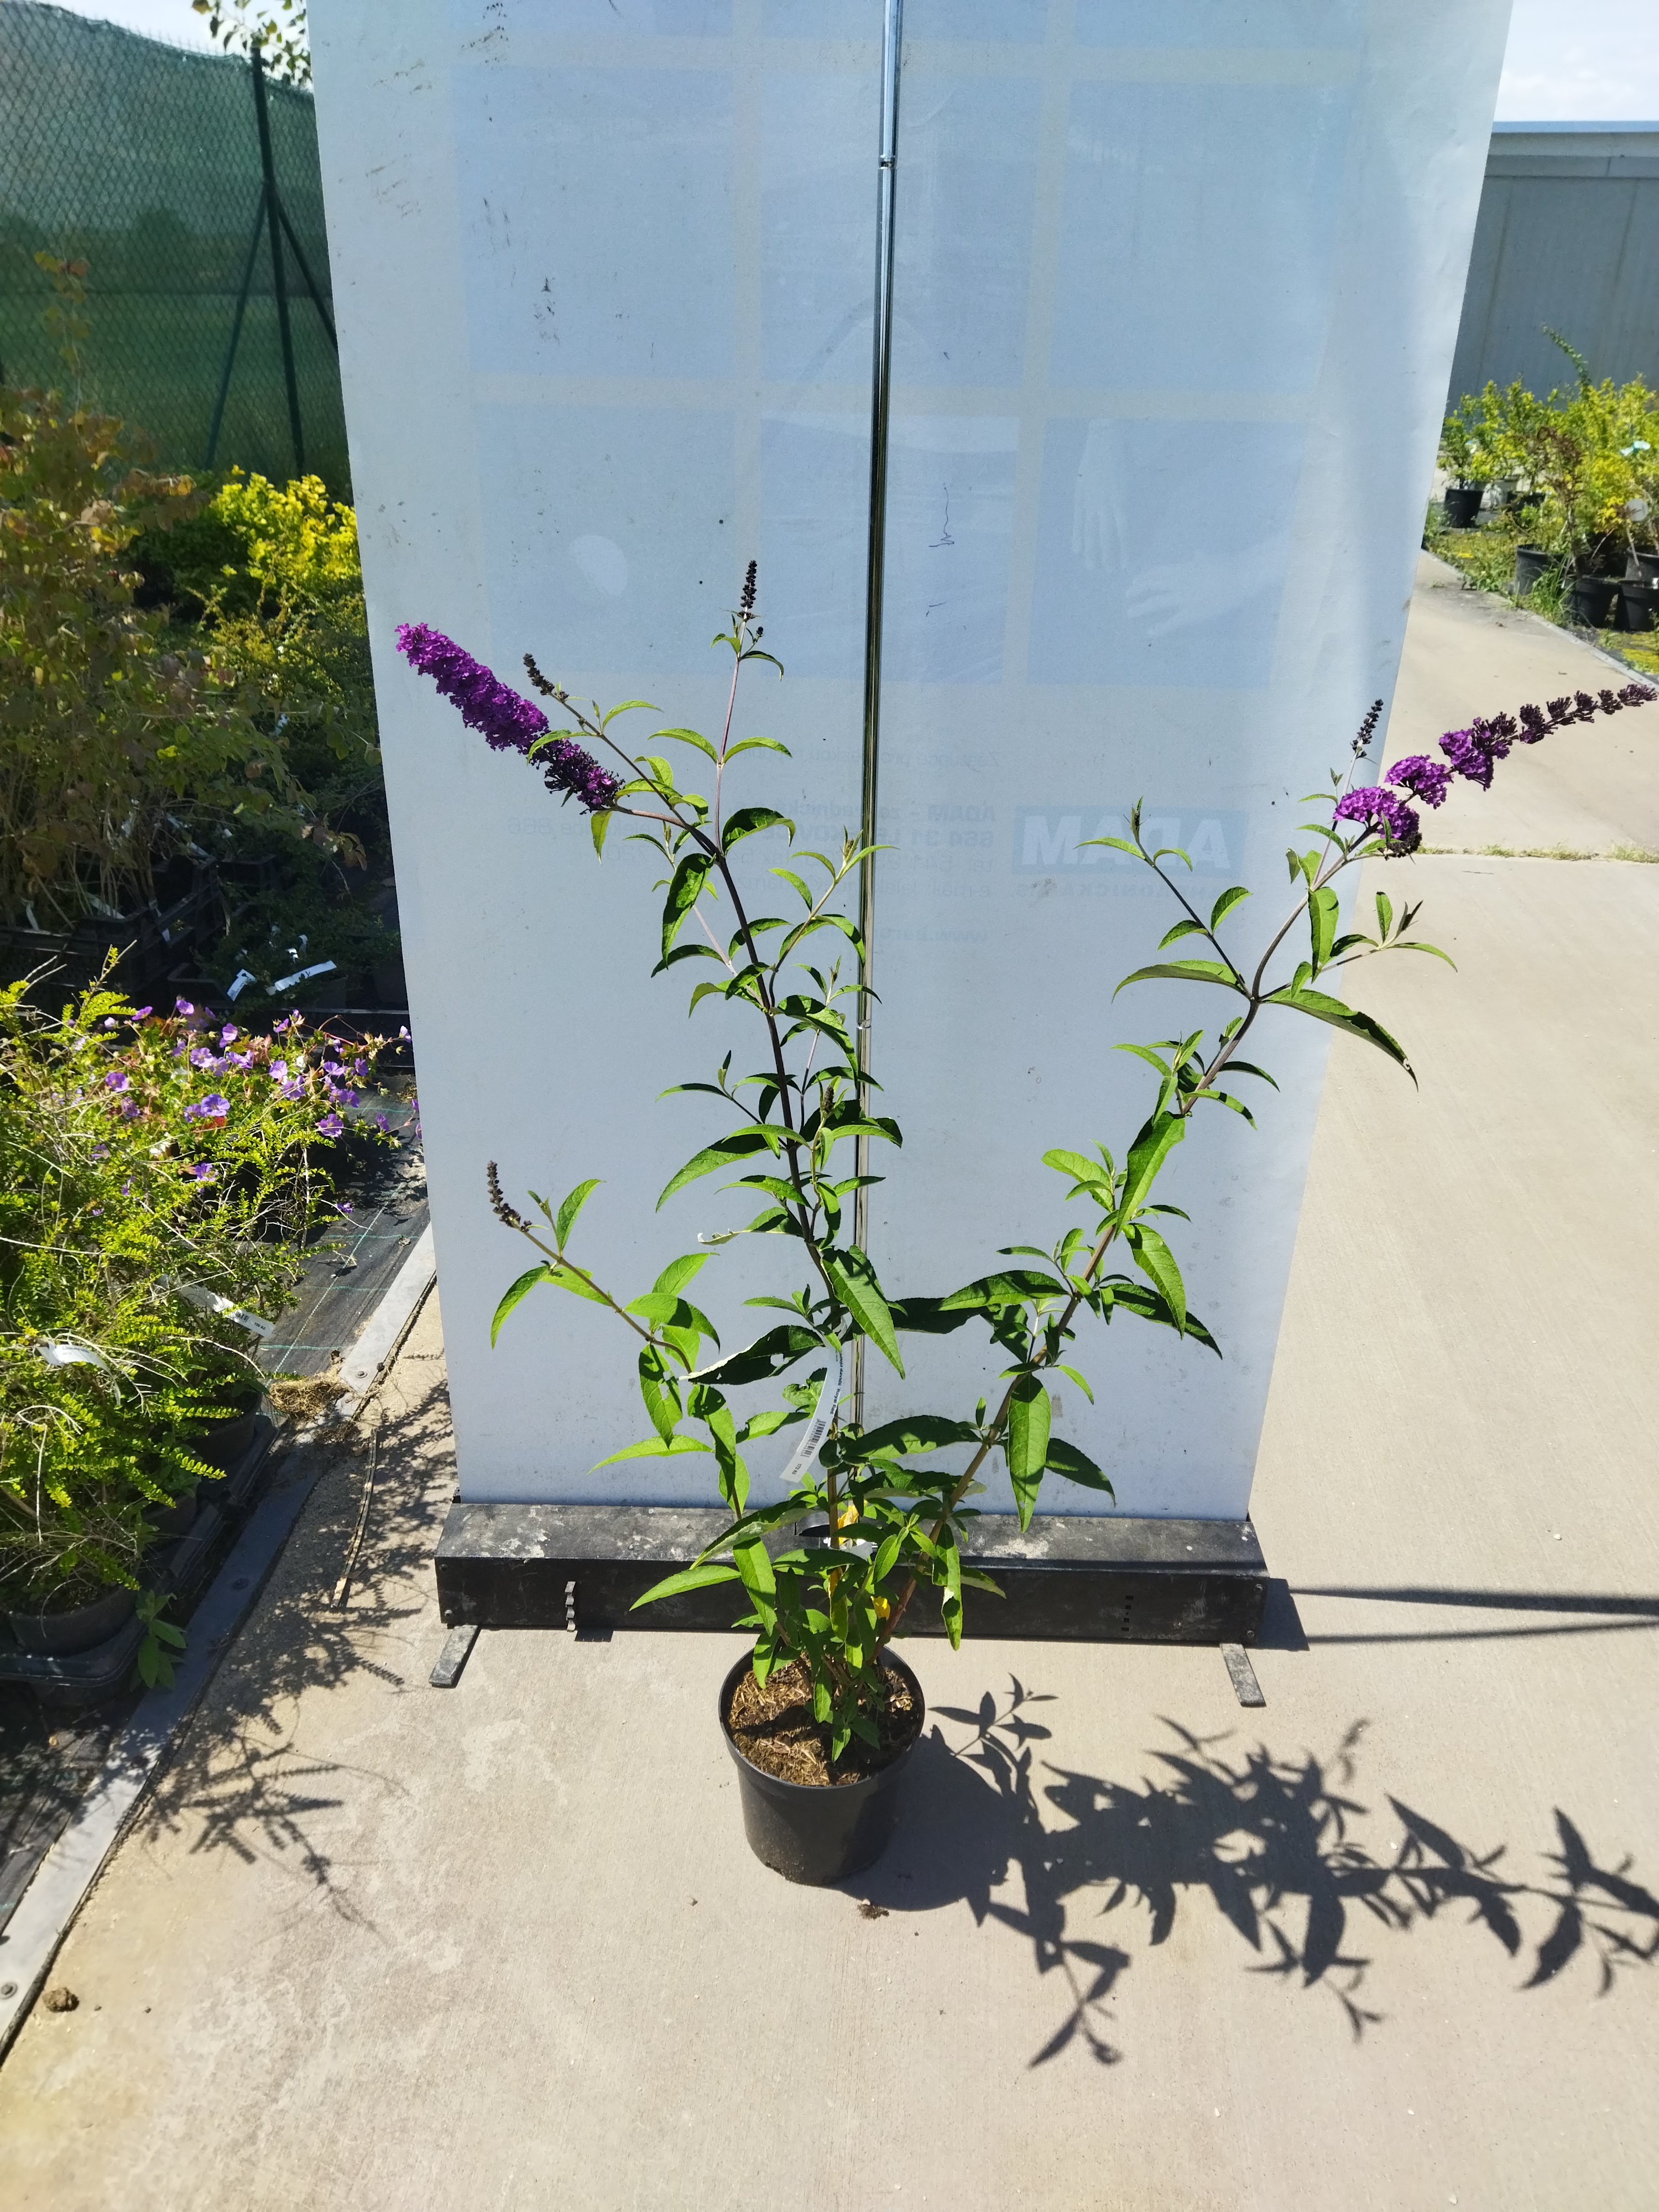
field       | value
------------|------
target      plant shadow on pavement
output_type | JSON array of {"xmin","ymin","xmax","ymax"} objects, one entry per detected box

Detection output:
[
  {"xmin": 858, "ymin": 1679, "xmax": 1659, "ymax": 2068},
  {"xmin": 131, "ymin": 1361, "xmax": 453, "ymax": 1926}
]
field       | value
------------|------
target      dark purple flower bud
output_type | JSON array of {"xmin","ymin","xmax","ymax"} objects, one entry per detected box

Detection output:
[
  {"xmin": 535, "ymin": 735, "xmax": 623, "ymax": 813},
  {"xmin": 1389, "ymin": 755, "xmax": 1452, "ymax": 808},
  {"xmin": 1619, "ymin": 682, "xmax": 1657, "ymax": 706},
  {"xmin": 1573, "ymin": 691, "xmax": 1597, "ymax": 721},
  {"xmin": 1334, "ymin": 785, "xmax": 1421, "ymax": 851},
  {"xmin": 1517, "ymin": 703, "xmax": 1548, "ymax": 740},
  {"xmin": 1438, "ymin": 728, "xmax": 1494, "ymax": 789}
]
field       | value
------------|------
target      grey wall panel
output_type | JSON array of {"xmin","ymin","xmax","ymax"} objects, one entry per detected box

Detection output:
[{"xmin": 1448, "ymin": 131, "xmax": 1659, "ymax": 405}]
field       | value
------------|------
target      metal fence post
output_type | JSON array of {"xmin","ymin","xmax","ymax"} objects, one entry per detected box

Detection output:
[{"xmin": 250, "ymin": 43, "xmax": 305, "ymax": 476}]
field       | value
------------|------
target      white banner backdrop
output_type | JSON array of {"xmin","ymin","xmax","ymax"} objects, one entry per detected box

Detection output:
[{"xmin": 310, "ymin": 0, "xmax": 1509, "ymax": 1517}]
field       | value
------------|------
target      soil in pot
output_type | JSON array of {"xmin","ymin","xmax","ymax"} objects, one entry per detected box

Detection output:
[
  {"xmin": 726, "ymin": 1655, "xmax": 921, "ymax": 1786},
  {"xmin": 6, "ymin": 1583, "xmax": 136, "ymax": 1657},
  {"xmin": 722, "ymin": 1652, "xmax": 926, "ymax": 1885}
]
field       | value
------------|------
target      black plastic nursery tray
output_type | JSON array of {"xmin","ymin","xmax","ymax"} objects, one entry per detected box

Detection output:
[{"xmin": 0, "ymin": 1416, "xmax": 280, "ymax": 1710}]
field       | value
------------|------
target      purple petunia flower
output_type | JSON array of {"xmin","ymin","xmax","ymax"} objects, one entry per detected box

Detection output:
[
  {"xmin": 105, "ymin": 1070, "xmax": 129, "ymax": 1091},
  {"xmin": 190, "ymin": 1161, "xmax": 216, "ymax": 1181},
  {"xmin": 1334, "ymin": 785, "xmax": 1421, "ymax": 851},
  {"xmin": 184, "ymin": 1093, "xmax": 230, "ymax": 1121},
  {"xmin": 317, "ymin": 1112, "xmax": 345, "ymax": 1138},
  {"xmin": 133, "ymin": 1006, "xmax": 152, "ymax": 1020},
  {"xmin": 397, "ymin": 622, "xmax": 622, "ymax": 812},
  {"xmin": 270, "ymin": 1060, "xmax": 288, "ymax": 1082},
  {"xmin": 190, "ymin": 1046, "xmax": 222, "ymax": 1070},
  {"xmin": 175, "ymin": 999, "xmax": 195, "ymax": 1015},
  {"xmin": 1388, "ymin": 755, "xmax": 1452, "ymax": 809}
]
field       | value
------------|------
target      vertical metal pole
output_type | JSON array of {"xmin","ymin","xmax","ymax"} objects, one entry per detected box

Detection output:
[
  {"xmin": 205, "ymin": 191, "xmax": 267, "ymax": 468},
  {"xmin": 251, "ymin": 44, "xmax": 305, "ymax": 476},
  {"xmin": 849, "ymin": 0, "xmax": 904, "ymax": 1430}
]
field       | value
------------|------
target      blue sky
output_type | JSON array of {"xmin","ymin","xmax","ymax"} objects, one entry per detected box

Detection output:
[{"xmin": 29, "ymin": 0, "xmax": 1659, "ymax": 122}]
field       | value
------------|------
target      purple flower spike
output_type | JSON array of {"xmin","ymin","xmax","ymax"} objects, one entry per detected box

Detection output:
[
  {"xmin": 1335, "ymin": 785, "xmax": 1421, "ymax": 851},
  {"xmin": 1388, "ymin": 755, "xmax": 1452, "ymax": 809},
  {"xmin": 397, "ymin": 622, "xmax": 622, "ymax": 812},
  {"xmin": 397, "ymin": 623, "xmax": 551, "ymax": 757}
]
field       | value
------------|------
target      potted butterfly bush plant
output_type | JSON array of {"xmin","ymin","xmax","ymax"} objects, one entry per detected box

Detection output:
[{"xmin": 400, "ymin": 575, "xmax": 1655, "ymax": 1885}]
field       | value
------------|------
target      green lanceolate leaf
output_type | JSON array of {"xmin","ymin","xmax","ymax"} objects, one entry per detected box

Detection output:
[
  {"xmin": 691, "ymin": 1323, "xmax": 823, "ymax": 1387},
  {"xmin": 660, "ymin": 850, "xmax": 713, "ymax": 963},
  {"xmin": 1211, "ymin": 884, "xmax": 1251, "ymax": 931},
  {"xmin": 656, "ymin": 1128, "xmax": 779, "ymax": 1211},
  {"xmin": 1117, "ymin": 1110, "xmax": 1185, "ymax": 1220},
  {"xmin": 886, "ymin": 1296, "xmax": 979, "ymax": 1338},
  {"xmin": 1109, "ymin": 1281, "xmax": 1222, "ymax": 1354},
  {"xmin": 1042, "ymin": 1146, "xmax": 1109, "ymax": 1188},
  {"xmin": 1308, "ymin": 883, "xmax": 1338, "ymax": 973},
  {"xmin": 724, "ymin": 735, "xmax": 791, "ymax": 760},
  {"xmin": 593, "ymin": 1435, "xmax": 711, "ymax": 1467},
  {"xmin": 1005, "ymin": 1375, "xmax": 1051, "ymax": 1530},
  {"xmin": 1114, "ymin": 959, "xmax": 1241, "ymax": 998},
  {"xmin": 824, "ymin": 1246, "xmax": 904, "ymax": 1375},
  {"xmin": 1045, "ymin": 1437, "xmax": 1115, "ymax": 1495},
  {"xmin": 654, "ymin": 726, "xmax": 718, "ymax": 761},
  {"xmin": 1157, "ymin": 918, "xmax": 1207, "ymax": 949},
  {"xmin": 1264, "ymin": 983, "xmax": 1415, "ymax": 1081},
  {"xmin": 631, "ymin": 1561, "xmax": 741, "ymax": 1609},
  {"xmin": 555, "ymin": 1177, "xmax": 602, "ymax": 1246},
  {"xmin": 638, "ymin": 1346, "xmax": 682, "ymax": 1441},
  {"xmin": 1375, "ymin": 889, "xmax": 1394, "ymax": 940},
  {"xmin": 653, "ymin": 1252, "xmax": 708, "ymax": 1297},
  {"xmin": 491, "ymin": 1266, "xmax": 552, "ymax": 1347},
  {"xmin": 590, "ymin": 810, "xmax": 613, "ymax": 858},
  {"xmin": 838, "ymin": 1414, "xmax": 979, "ymax": 1462},
  {"xmin": 1125, "ymin": 1220, "xmax": 1186, "ymax": 1333},
  {"xmin": 723, "ymin": 805, "xmax": 794, "ymax": 852},
  {"xmin": 941, "ymin": 1269, "xmax": 1069, "ymax": 1311}
]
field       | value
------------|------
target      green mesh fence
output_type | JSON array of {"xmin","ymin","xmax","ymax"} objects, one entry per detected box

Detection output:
[{"xmin": 0, "ymin": 3, "xmax": 347, "ymax": 492}]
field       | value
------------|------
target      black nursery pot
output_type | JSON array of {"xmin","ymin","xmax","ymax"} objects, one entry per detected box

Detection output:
[
  {"xmin": 190, "ymin": 1387, "xmax": 263, "ymax": 1471},
  {"xmin": 6, "ymin": 1585, "xmax": 135, "ymax": 1657},
  {"xmin": 1620, "ymin": 580, "xmax": 1658, "ymax": 633},
  {"xmin": 1569, "ymin": 573, "xmax": 1622, "ymax": 628},
  {"xmin": 720, "ymin": 1651, "xmax": 924, "ymax": 1886},
  {"xmin": 1441, "ymin": 483, "xmax": 1484, "ymax": 529},
  {"xmin": 1513, "ymin": 545, "xmax": 1553, "ymax": 596}
]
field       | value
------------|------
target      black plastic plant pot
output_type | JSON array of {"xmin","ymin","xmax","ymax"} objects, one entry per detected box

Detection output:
[
  {"xmin": 719, "ymin": 1650, "xmax": 924, "ymax": 1886},
  {"xmin": 1628, "ymin": 550, "xmax": 1659, "ymax": 585},
  {"xmin": 6, "ymin": 1585, "xmax": 135, "ymax": 1657},
  {"xmin": 1569, "ymin": 574, "xmax": 1621, "ymax": 628},
  {"xmin": 1441, "ymin": 483, "xmax": 1484, "ymax": 528},
  {"xmin": 1620, "ymin": 581, "xmax": 1658, "ymax": 633},
  {"xmin": 1513, "ymin": 545, "xmax": 1553, "ymax": 596},
  {"xmin": 191, "ymin": 1392, "xmax": 263, "ymax": 1471}
]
